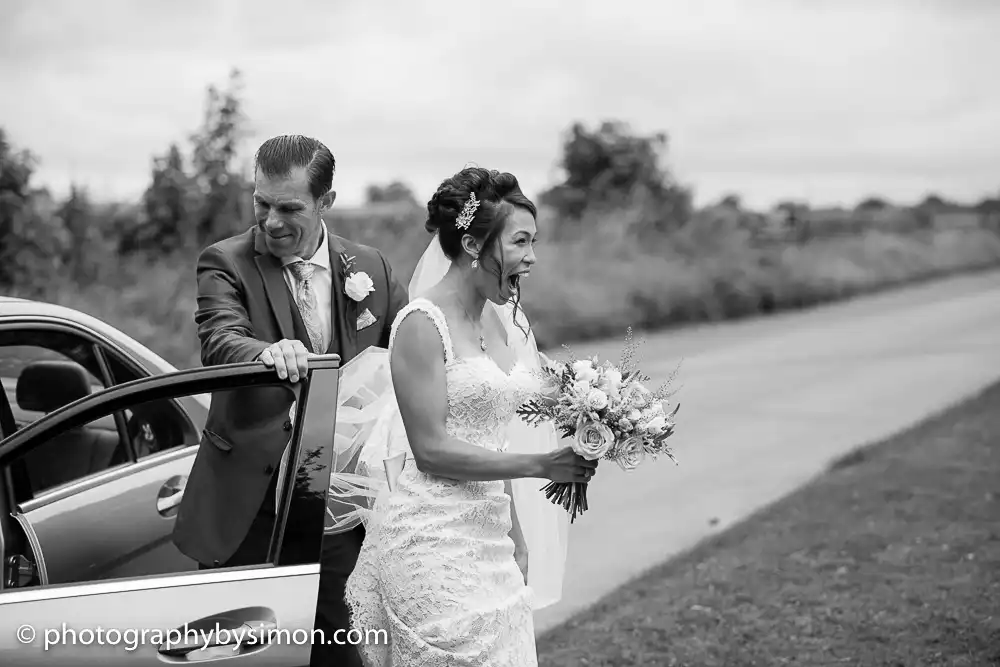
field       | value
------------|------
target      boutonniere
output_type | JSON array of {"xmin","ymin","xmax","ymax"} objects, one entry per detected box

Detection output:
[{"xmin": 340, "ymin": 251, "xmax": 375, "ymax": 302}]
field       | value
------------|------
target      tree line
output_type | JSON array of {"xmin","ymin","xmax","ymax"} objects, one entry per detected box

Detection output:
[{"xmin": 3, "ymin": 67, "xmax": 996, "ymax": 297}]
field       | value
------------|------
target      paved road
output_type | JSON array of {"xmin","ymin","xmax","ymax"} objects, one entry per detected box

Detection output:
[{"xmin": 533, "ymin": 269, "xmax": 1000, "ymax": 636}]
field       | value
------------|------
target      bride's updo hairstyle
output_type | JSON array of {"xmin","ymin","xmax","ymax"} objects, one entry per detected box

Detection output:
[{"xmin": 425, "ymin": 166, "xmax": 537, "ymax": 336}]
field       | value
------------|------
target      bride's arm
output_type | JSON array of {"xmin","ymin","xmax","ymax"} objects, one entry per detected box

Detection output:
[{"xmin": 391, "ymin": 313, "xmax": 591, "ymax": 482}]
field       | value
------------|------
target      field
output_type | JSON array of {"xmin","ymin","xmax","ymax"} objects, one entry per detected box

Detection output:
[
  {"xmin": 536, "ymin": 380, "xmax": 1000, "ymax": 666},
  {"xmin": 16, "ymin": 202, "xmax": 1000, "ymax": 370}
]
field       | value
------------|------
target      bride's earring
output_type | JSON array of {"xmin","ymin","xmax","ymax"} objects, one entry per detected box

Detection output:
[{"xmin": 471, "ymin": 257, "xmax": 479, "ymax": 269}]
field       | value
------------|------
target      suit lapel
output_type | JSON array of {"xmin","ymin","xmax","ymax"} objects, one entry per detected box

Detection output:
[
  {"xmin": 327, "ymin": 233, "xmax": 358, "ymax": 361},
  {"xmin": 253, "ymin": 228, "xmax": 307, "ymax": 345}
]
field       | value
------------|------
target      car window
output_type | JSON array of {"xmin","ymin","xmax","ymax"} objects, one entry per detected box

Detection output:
[
  {"xmin": 10, "ymin": 400, "xmax": 131, "ymax": 499},
  {"xmin": 0, "ymin": 342, "xmax": 106, "ymax": 431},
  {"xmin": 0, "ymin": 327, "xmax": 198, "ymax": 467},
  {"xmin": 103, "ymin": 352, "xmax": 197, "ymax": 460},
  {"xmin": 0, "ymin": 330, "xmax": 124, "ymax": 498}
]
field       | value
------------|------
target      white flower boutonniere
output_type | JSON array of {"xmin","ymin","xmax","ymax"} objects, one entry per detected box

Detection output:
[
  {"xmin": 345, "ymin": 272, "xmax": 375, "ymax": 302},
  {"xmin": 340, "ymin": 252, "xmax": 375, "ymax": 302}
]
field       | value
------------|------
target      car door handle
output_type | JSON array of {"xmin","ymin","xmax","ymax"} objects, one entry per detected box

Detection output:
[
  {"xmin": 157, "ymin": 475, "xmax": 186, "ymax": 517},
  {"xmin": 158, "ymin": 619, "xmax": 278, "ymax": 658}
]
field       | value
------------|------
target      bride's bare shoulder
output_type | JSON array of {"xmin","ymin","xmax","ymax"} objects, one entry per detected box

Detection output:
[{"xmin": 391, "ymin": 299, "xmax": 451, "ymax": 366}]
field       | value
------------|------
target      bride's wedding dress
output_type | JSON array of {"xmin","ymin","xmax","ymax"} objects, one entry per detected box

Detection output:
[{"xmin": 345, "ymin": 297, "xmax": 543, "ymax": 666}]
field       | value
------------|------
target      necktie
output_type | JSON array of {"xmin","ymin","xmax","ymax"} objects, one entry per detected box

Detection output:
[{"xmin": 287, "ymin": 261, "xmax": 325, "ymax": 354}]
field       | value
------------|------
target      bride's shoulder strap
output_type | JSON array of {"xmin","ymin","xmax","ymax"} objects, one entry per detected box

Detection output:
[{"xmin": 388, "ymin": 297, "xmax": 455, "ymax": 364}]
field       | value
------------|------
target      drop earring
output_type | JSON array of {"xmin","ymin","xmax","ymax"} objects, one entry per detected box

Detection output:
[{"xmin": 471, "ymin": 258, "xmax": 479, "ymax": 269}]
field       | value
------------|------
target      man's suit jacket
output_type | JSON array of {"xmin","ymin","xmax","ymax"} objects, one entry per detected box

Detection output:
[{"xmin": 171, "ymin": 225, "xmax": 408, "ymax": 567}]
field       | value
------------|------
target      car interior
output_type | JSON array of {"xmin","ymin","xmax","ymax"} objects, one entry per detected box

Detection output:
[{"xmin": 14, "ymin": 360, "xmax": 124, "ymax": 495}]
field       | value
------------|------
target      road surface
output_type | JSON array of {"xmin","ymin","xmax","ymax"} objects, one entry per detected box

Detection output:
[{"xmin": 533, "ymin": 268, "xmax": 1000, "ymax": 636}]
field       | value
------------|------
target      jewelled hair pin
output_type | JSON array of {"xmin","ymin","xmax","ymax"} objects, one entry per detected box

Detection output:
[{"xmin": 455, "ymin": 192, "xmax": 479, "ymax": 230}]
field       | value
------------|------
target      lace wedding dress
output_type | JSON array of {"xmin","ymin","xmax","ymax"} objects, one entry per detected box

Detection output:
[{"xmin": 345, "ymin": 298, "xmax": 543, "ymax": 666}]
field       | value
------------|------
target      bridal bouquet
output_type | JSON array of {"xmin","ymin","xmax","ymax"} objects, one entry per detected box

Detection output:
[{"xmin": 516, "ymin": 328, "xmax": 680, "ymax": 522}]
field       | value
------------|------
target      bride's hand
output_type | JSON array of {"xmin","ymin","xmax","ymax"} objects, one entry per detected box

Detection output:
[{"xmin": 540, "ymin": 446, "xmax": 598, "ymax": 483}]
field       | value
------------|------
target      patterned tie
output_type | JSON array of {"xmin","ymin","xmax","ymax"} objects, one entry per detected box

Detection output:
[{"xmin": 287, "ymin": 261, "xmax": 325, "ymax": 354}]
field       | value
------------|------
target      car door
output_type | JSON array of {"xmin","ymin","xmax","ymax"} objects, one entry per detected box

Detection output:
[{"xmin": 0, "ymin": 355, "xmax": 343, "ymax": 666}]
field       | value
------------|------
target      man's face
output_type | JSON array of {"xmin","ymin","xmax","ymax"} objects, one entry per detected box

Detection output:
[{"xmin": 253, "ymin": 166, "xmax": 330, "ymax": 259}]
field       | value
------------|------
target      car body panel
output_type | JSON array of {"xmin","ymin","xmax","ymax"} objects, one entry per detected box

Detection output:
[
  {"xmin": 1, "ymin": 565, "xmax": 319, "ymax": 665},
  {"xmin": 18, "ymin": 447, "xmax": 200, "ymax": 584}
]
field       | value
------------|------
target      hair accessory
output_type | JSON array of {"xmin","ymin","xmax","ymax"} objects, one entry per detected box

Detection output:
[{"xmin": 455, "ymin": 192, "xmax": 480, "ymax": 230}]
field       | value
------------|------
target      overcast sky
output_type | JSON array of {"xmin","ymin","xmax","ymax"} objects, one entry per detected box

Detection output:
[{"xmin": 1, "ymin": 0, "xmax": 997, "ymax": 211}]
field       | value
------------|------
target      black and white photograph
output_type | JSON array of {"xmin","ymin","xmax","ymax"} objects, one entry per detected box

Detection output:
[{"xmin": 1, "ymin": 1, "xmax": 998, "ymax": 665}]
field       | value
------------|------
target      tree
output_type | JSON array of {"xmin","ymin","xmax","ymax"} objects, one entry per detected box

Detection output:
[
  {"xmin": 718, "ymin": 193, "xmax": 742, "ymax": 210},
  {"xmin": 538, "ymin": 120, "xmax": 692, "ymax": 234},
  {"xmin": 135, "ymin": 142, "xmax": 196, "ymax": 252},
  {"xmin": 0, "ymin": 127, "xmax": 69, "ymax": 290},
  {"xmin": 188, "ymin": 68, "xmax": 252, "ymax": 243},
  {"xmin": 365, "ymin": 180, "xmax": 417, "ymax": 205},
  {"xmin": 856, "ymin": 196, "xmax": 889, "ymax": 212},
  {"xmin": 58, "ymin": 183, "xmax": 98, "ymax": 280}
]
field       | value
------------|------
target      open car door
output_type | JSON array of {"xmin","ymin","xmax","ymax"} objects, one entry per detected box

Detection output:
[{"xmin": 0, "ymin": 355, "xmax": 342, "ymax": 666}]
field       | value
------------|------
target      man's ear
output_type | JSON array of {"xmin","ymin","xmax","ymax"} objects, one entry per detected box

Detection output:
[
  {"xmin": 319, "ymin": 190, "xmax": 337, "ymax": 212},
  {"xmin": 460, "ymin": 233, "xmax": 480, "ymax": 261}
]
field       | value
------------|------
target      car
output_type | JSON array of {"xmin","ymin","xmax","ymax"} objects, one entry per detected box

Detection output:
[
  {"xmin": 0, "ymin": 297, "xmax": 209, "ymax": 579},
  {"xmin": 0, "ymin": 297, "xmax": 351, "ymax": 665}
]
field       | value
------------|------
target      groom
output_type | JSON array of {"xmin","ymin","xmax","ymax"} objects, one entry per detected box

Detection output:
[{"xmin": 171, "ymin": 134, "xmax": 408, "ymax": 666}]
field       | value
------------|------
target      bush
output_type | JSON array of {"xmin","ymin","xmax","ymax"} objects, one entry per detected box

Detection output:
[{"xmin": 12, "ymin": 207, "xmax": 999, "ymax": 371}]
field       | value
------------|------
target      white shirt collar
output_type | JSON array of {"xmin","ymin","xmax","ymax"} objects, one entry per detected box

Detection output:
[{"xmin": 281, "ymin": 221, "xmax": 331, "ymax": 270}]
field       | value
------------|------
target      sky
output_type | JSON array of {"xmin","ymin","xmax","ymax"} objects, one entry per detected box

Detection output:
[{"xmin": 1, "ymin": 0, "xmax": 998, "ymax": 211}]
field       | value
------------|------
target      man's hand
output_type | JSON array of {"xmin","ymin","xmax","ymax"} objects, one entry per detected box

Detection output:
[{"xmin": 259, "ymin": 339, "xmax": 311, "ymax": 382}]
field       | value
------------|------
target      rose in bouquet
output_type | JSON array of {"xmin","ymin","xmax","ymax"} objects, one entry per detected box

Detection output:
[{"xmin": 517, "ymin": 327, "xmax": 680, "ymax": 522}]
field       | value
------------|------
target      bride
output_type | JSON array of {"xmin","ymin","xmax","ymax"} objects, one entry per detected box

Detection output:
[{"xmin": 333, "ymin": 166, "xmax": 595, "ymax": 665}]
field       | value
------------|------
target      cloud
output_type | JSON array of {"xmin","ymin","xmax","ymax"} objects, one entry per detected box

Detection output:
[{"xmin": 1, "ymin": 0, "xmax": 997, "ymax": 210}]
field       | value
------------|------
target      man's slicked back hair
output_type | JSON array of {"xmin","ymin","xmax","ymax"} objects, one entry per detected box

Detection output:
[{"xmin": 254, "ymin": 135, "xmax": 335, "ymax": 201}]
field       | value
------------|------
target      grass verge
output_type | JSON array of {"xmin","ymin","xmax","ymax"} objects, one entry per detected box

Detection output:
[{"xmin": 536, "ymin": 382, "xmax": 1000, "ymax": 666}]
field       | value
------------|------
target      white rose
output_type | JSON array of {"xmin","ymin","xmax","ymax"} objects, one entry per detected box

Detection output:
[
  {"xmin": 572, "ymin": 417, "xmax": 615, "ymax": 460},
  {"xmin": 616, "ymin": 436, "xmax": 646, "ymax": 471},
  {"xmin": 572, "ymin": 360, "xmax": 599, "ymax": 385},
  {"xmin": 572, "ymin": 380, "xmax": 591, "ymax": 396},
  {"xmin": 599, "ymin": 368, "xmax": 623, "ymax": 393},
  {"xmin": 628, "ymin": 409, "xmax": 642, "ymax": 423},
  {"xmin": 646, "ymin": 415, "xmax": 667, "ymax": 432},
  {"xmin": 344, "ymin": 272, "xmax": 375, "ymax": 301},
  {"xmin": 585, "ymin": 388, "xmax": 609, "ymax": 411}
]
